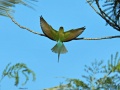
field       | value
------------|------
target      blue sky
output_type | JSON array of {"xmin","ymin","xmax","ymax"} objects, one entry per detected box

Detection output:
[{"xmin": 0, "ymin": 0, "xmax": 120, "ymax": 90}]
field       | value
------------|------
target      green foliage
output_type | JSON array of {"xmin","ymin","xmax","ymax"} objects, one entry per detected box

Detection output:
[
  {"xmin": 66, "ymin": 79, "xmax": 89, "ymax": 89},
  {"xmin": 43, "ymin": 83, "xmax": 72, "ymax": 90},
  {"xmin": 0, "ymin": 0, "xmax": 37, "ymax": 17},
  {"xmin": 0, "ymin": 63, "xmax": 36, "ymax": 86},
  {"xmin": 60, "ymin": 52, "xmax": 120, "ymax": 90}
]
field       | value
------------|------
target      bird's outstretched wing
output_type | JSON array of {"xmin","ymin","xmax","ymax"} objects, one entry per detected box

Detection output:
[
  {"xmin": 40, "ymin": 16, "xmax": 58, "ymax": 41},
  {"xmin": 63, "ymin": 27, "xmax": 85, "ymax": 42}
]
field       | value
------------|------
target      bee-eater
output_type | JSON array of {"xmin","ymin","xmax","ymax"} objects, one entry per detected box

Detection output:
[{"xmin": 40, "ymin": 16, "xmax": 85, "ymax": 62}]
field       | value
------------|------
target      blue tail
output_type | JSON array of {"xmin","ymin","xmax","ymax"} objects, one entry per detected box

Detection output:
[{"xmin": 51, "ymin": 41, "xmax": 68, "ymax": 62}]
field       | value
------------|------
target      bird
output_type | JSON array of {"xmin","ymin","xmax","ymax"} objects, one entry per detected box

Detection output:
[{"xmin": 40, "ymin": 16, "xmax": 85, "ymax": 62}]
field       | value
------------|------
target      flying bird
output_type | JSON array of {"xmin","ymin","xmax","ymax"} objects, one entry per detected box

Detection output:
[{"xmin": 40, "ymin": 16, "xmax": 85, "ymax": 62}]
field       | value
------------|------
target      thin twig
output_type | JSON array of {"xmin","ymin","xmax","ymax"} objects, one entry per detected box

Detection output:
[
  {"xmin": 74, "ymin": 35, "xmax": 120, "ymax": 40},
  {"xmin": 86, "ymin": 0, "xmax": 101, "ymax": 15},
  {"xmin": 6, "ymin": 11, "xmax": 45, "ymax": 37}
]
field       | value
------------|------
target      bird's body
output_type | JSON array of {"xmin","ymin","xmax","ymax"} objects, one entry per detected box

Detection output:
[
  {"xmin": 40, "ymin": 16, "xmax": 85, "ymax": 62},
  {"xmin": 51, "ymin": 27, "xmax": 68, "ymax": 62}
]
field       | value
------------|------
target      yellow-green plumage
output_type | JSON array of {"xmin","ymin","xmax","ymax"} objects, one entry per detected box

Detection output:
[{"xmin": 40, "ymin": 16, "xmax": 85, "ymax": 62}]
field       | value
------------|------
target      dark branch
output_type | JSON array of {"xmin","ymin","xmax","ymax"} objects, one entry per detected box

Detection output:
[
  {"xmin": 95, "ymin": 0, "xmax": 120, "ymax": 31},
  {"xmin": 86, "ymin": 0, "xmax": 120, "ymax": 31}
]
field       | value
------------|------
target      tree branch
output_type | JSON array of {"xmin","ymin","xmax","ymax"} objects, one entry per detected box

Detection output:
[
  {"xmin": 6, "ymin": 11, "xmax": 45, "ymax": 37},
  {"xmin": 86, "ymin": 0, "xmax": 101, "ymax": 16},
  {"xmin": 95, "ymin": 0, "xmax": 120, "ymax": 31},
  {"xmin": 6, "ymin": 11, "xmax": 120, "ymax": 41},
  {"xmin": 86, "ymin": 0, "xmax": 120, "ymax": 31},
  {"xmin": 74, "ymin": 35, "xmax": 120, "ymax": 40}
]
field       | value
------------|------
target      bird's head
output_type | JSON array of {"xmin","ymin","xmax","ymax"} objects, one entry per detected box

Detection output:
[{"xmin": 59, "ymin": 27, "xmax": 64, "ymax": 33}]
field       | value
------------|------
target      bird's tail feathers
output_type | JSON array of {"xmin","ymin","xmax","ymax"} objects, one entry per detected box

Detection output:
[
  {"xmin": 51, "ymin": 43, "xmax": 68, "ymax": 54},
  {"xmin": 60, "ymin": 44, "xmax": 68, "ymax": 53},
  {"xmin": 51, "ymin": 43, "xmax": 68, "ymax": 62}
]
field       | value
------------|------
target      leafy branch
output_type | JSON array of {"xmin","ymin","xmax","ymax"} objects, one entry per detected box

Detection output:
[
  {"xmin": 74, "ymin": 52, "xmax": 120, "ymax": 89},
  {"xmin": 0, "ymin": 63, "xmax": 36, "ymax": 86},
  {"xmin": 53, "ymin": 52, "xmax": 120, "ymax": 90},
  {"xmin": 86, "ymin": 0, "xmax": 120, "ymax": 31},
  {"xmin": 0, "ymin": 0, "xmax": 38, "ymax": 17}
]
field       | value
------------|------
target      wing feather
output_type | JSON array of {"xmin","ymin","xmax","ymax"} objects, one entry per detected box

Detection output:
[
  {"xmin": 40, "ymin": 16, "xmax": 58, "ymax": 41},
  {"xmin": 63, "ymin": 27, "xmax": 85, "ymax": 42}
]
